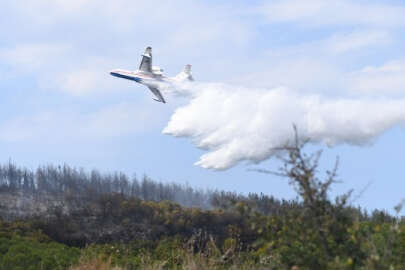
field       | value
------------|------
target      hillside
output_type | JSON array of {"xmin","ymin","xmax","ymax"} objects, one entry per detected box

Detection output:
[{"xmin": 0, "ymin": 142, "xmax": 404, "ymax": 269}]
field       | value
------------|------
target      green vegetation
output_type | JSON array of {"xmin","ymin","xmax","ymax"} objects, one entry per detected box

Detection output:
[
  {"xmin": 0, "ymin": 221, "xmax": 80, "ymax": 270},
  {"xmin": 1, "ymin": 208, "xmax": 404, "ymax": 269},
  {"xmin": 0, "ymin": 133, "xmax": 404, "ymax": 269}
]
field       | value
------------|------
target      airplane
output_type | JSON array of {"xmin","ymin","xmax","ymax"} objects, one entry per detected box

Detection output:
[{"xmin": 110, "ymin": 47, "xmax": 193, "ymax": 103}]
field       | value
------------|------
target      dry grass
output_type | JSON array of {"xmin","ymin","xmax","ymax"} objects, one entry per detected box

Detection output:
[
  {"xmin": 69, "ymin": 254, "xmax": 218, "ymax": 270},
  {"xmin": 69, "ymin": 253, "xmax": 263, "ymax": 270}
]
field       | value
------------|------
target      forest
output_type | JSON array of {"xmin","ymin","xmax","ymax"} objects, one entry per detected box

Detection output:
[{"xmin": 0, "ymin": 139, "xmax": 404, "ymax": 269}]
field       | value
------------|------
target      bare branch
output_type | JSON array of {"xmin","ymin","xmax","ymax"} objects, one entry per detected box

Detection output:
[
  {"xmin": 249, "ymin": 126, "xmax": 348, "ymax": 259},
  {"xmin": 248, "ymin": 168, "xmax": 288, "ymax": 178}
]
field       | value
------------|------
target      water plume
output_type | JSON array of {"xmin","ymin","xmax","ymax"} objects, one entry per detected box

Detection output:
[{"xmin": 163, "ymin": 82, "xmax": 405, "ymax": 170}]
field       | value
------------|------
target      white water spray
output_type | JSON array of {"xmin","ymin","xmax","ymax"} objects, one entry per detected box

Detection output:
[{"xmin": 163, "ymin": 82, "xmax": 405, "ymax": 170}]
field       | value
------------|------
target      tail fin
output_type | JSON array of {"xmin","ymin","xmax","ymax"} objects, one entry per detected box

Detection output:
[
  {"xmin": 143, "ymin": 46, "xmax": 152, "ymax": 57},
  {"xmin": 174, "ymin": 64, "xmax": 194, "ymax": 82},
  {"xmin": 184, "ymin": 64, "xmax": 192, "ymax": 74},
  {"xmin": 139, "ymin": 46, "xmax": 152, "ymax": 72}
]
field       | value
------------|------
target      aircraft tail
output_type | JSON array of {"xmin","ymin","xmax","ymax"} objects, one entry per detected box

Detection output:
[
  {"xmin": 174, "ymin": 64, "xmax": 194, "ymax": 82},
  {"xmin": 139, "ymin": 46, "xmax": 152, "ymax": 72}
]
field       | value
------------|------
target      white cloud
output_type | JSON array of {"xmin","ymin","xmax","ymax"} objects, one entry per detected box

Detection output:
[
  {"xmin": 230, "ymin": 29, "xmax": 392, "ymax": 94},
  {"xmin": 263, "ymin": 29, "xmax": 391, "ymax": 58},
  {"xmin": 5, "ymin": 1, "xmax": 252, "ymax": 48},
  {"xmin": 348, "ymin": 60, "xmax": 405, "ymax": 95},
  {"xmin": 0, "ymin": 43, "xmax": 124, "ymax": 96},
  {"xmin": 163, "ymin": 83, "xmax": 405, "ymax": 170},
  {"xmin": 0, "ymin": 102, "xmax": 159, "ymax": 143},
  {"xmin": 325, "ymin": 31, "xmax": 391, "ymax": 53},
  {"xmin": 260, "ymin": 0, "xmax": 405, "ymax": 27},
  {"xmin": 57, "ymin": 69, "xmax": 103, "ymax": 96},
  {"xmin": 1, "ymin": 1, "xmax": 254, "ymax": 95},
  {"xmin": 0, "ymin": 43, "xmax": 71, "ymax": 71},
  {"xmin": 230, "ymin": 58, "xmax": 342, "ymax": 93}
]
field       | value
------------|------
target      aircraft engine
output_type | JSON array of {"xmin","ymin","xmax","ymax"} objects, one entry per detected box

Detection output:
[{"xmin": 152, "ymin": 66, "xmax": 164, "ymax": 75}]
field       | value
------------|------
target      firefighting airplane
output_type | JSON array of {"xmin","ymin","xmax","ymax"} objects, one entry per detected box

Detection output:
[{"xmin": 110, "ymin": 47, "xmax": 193, "ymax": 103}]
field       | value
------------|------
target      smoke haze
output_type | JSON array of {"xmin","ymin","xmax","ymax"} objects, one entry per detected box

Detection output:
[{"xmin": 163, "ymin": 83, "xmax": 405, "ymax": 170}]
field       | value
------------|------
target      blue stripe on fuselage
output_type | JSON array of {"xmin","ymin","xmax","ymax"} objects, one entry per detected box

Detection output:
[{"xmin": 110, "ymin": 72, "xmax": 142, "ymax": 83}]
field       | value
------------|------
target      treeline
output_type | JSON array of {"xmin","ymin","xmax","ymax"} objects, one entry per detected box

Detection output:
[
  {"xmin": 0, "ymin": 162, "xmax": 298, "ymax": 215},
  {"xmin": 0, "ymin": 162, "xmax": 211, "ymax": 208}
]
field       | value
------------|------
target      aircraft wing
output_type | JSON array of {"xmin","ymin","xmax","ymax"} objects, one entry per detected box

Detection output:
[
  {"xmin": 148, "ymin": 86, "xmax": 166, "ymax": 103},
  {"xmin": 139, "ymin": 46, "xmax": 152, "ymax": 72}
]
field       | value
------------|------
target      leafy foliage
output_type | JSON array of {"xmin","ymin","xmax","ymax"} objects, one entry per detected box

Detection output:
[{"xmin": 0, "ymin": 221, "xmax": 80, "ymax": 270}]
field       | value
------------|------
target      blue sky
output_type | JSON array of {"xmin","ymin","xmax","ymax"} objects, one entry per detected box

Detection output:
[{"xmin": 1, "ymin": 0, "xmax": 405, "ymax": 214}]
